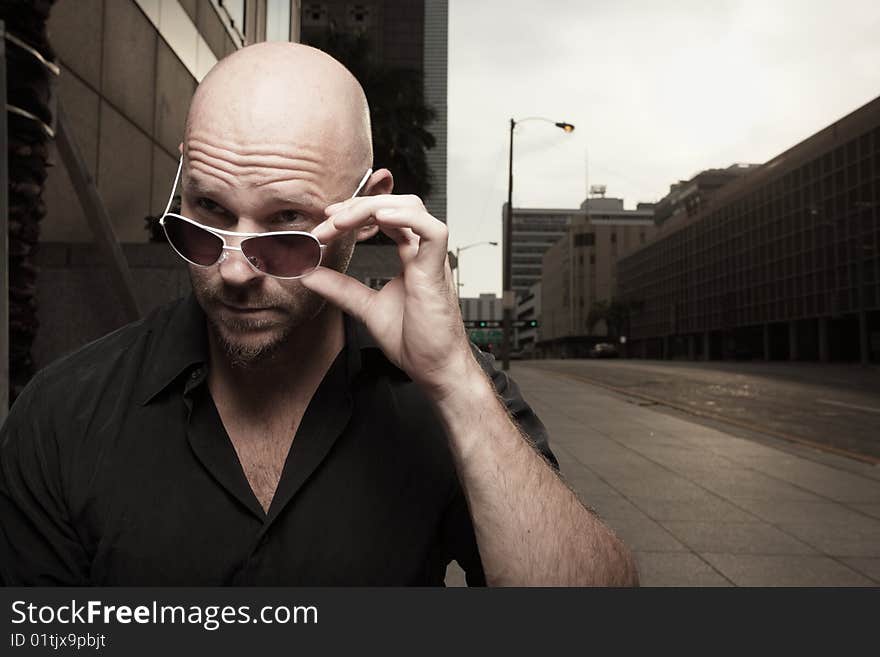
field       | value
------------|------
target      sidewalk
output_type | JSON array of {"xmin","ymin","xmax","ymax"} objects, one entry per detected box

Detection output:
[{"xmin": 448, "ymin": 363, "xmax": 880, "ymax": 586}]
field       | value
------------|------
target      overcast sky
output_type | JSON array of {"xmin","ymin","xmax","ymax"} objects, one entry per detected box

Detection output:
[{"xmin": 445, "ymin": 0, "xmax": 880, "ymax": 298}]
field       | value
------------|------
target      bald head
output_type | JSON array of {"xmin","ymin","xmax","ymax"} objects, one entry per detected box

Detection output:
[{"xmin": 185, "ymin": 42, "xmax": 372, "ymax": 178}]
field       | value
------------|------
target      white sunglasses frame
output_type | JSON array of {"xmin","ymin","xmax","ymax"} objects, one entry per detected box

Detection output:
[{"xmin": 159, "ymin": 156, "xmax": 372, "ymax": 280}]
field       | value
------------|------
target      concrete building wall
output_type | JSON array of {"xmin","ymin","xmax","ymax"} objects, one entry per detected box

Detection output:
[
  {"xmin": 42, "ymin": 0, "xmax": 237, "ymax": 244},
  {"xmin": 539, "ymin": 199, "xmax": 656, "ymax": 352},
  {"xmin": 515, "ymin": 282, "xmax": 541, "ymax": 353},
  {"xmin": 540, "ymin": 236, "xmax": 571, "ymax": 341}
]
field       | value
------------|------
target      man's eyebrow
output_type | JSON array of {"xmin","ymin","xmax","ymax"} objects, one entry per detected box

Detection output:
[{"xmin": 181, "ymin": 176, "xmax": 223, "ymax": 197}]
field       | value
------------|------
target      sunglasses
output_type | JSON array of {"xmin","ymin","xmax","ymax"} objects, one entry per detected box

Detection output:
[{"xmin": 159, "ymin": 157, "xmax": 372, "ymax": 279}]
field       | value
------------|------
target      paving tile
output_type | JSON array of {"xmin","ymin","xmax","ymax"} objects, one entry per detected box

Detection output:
[
  {"xmin": 563, "ymin": 473, "xmax": 620, "ymax": 500},
  {"xmin": 660, "ymin": 521, "xmax": 817, "ymax": 555},
  {"xmin": 600, "ymin": 515, "xmax": 688, "ymax": 552},
  {"xmin": 847, "ymin": 503, "xmax": 880, "ymax": 520},
  {"xmin": 839, "ymin": 558, "xmax": 880, "ymax": 583},
  {"xmin": 604, "ymin": 476, "xmax": 710, "ymax": 502},
  {"xmin": 702, "ymin": 554, "xmax": 874, "ymax": 587},
  {"xmin": 729, "ymin": 499, "xmax": 880, "ymax": 526},
  {"xmin": 628, "ymin": 496, "xmax": 758, "ymax": 523},
  {"xmin": 634, "ymin": 552, "xmax": 731, "ymax": 587},
  {"xmin": 585, "ymin": 495, "xmax": 647, "ymax": 520},
  {"xmin": 776, "ymin": 522, "xmax": 880, "ymax": 558},
  {"xmin": 684, "ymin": 469, "xmax": 824, "ymax": 502}
]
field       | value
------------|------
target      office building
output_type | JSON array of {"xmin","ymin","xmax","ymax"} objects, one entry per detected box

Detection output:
[
  {"xmin": 504, "ymin": 205, "xmax": 578, "ymax": 299},
  {"xmin": 617, "ymin": 96, "xmax": 880, "ymax": 363},
  {"xmin": 653, "ymin": 163, "xmax": 760, "ymax": 227},
  {"xmin": 539, "ymin": 197, "xmax": 656, "ymax": 357},
  {"xmin": 42, "ymin": 0, "xmax": 297, "ymax": 243},
  {"xmin": 459, "ymin": 293, "xmax": 502, "ymax": 353},
  {"xmin": 515, "ymin": 282, "xmax": 541, "ymax": 355}
]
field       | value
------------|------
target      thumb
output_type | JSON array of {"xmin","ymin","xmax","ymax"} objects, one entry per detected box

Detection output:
[{"xmin": 299, "ymin": 266, "xmax": 376, "ymax": 323}]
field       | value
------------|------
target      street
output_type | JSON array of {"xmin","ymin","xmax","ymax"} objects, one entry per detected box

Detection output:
[
  {"xmin": 525, "ymin": 359, "xmax": 880, "ymax": 462},
  {"xmin": 446, "ymin": 359, "xmax": 880, "ymax": 586}
]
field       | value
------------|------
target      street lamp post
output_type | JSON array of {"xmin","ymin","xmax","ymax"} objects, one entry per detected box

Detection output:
[
  {"xmin": 454, "ymin": 241, "xmax": 497, "ymax": 300},
  {"xmin": 502, "ymin": 116, "xmax": 575, "ymax": 371}
]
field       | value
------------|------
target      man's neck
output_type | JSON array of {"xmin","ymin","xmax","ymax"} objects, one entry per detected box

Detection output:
[{"xmin": 206, "ymin": 306, "xmax": 346, "ymax": 413}]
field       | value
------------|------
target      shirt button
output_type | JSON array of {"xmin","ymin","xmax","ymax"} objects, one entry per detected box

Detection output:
[{"xmin": 190, "ymin": 370, "xmax": 200, "ymax": 379}]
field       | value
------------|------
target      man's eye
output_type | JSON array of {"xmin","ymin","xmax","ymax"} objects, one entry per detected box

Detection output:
[
  {"xmin": 274, "ymin": 210, "xmax": 303, "ymax": 224},
  {"xmin": 196, "ymin": 197, "xmax": 222, "ymax": 213}
]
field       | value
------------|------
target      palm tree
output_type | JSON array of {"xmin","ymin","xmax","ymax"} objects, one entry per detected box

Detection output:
[{"xmin": 1, "ymin": 0, "xmax": 57, "ymax": 400}]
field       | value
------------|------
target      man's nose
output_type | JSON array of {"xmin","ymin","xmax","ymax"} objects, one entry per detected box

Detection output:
[{"xmin": 216, "ymin": 247, "xmax": 264, "ymax": 286}]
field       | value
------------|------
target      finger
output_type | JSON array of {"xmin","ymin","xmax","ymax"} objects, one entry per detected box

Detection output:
[
  {"xmin": 370, "ymin": 207, "xmax": 449, "ymax": 267},
  {"xmin": 327, "ymin": 195, "xmax": 448, "ymax": 265},
  {"xmin": 387, "ymin": 226, "xmax": 419, "ymax": 264},
  {"xmin": 299, "ymin": 266, "xmax": 377, "ymax": 324},
  {"xmin": 315, "ymin": 195, "xmax": 419, "ymax": 244}
]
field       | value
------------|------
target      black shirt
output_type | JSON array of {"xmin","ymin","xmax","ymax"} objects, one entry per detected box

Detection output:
[{"xmin": 0, "ymin": 295, "xmax": 555, "ymax": 585}]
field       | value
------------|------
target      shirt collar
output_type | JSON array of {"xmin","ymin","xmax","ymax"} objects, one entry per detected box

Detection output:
[
  {"xmin": 139, "ymin": 293, "xmax": 209, "ymax": 405},
  {"xmin": 140, "ymin": 294, "xmax": 383, "ymax": 405}
]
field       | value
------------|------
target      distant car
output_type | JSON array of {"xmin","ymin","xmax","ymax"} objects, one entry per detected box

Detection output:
[{"xmin": 589, "ymin": 342, "xmax": 619, "ymax": 358}]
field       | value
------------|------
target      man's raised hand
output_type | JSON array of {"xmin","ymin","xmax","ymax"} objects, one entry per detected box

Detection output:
[{"xmin": 302, "ymin": 194, "xmax": 477, "ymax": 399}]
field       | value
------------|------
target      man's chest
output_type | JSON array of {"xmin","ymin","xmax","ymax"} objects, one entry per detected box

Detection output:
[
  {"xmin": 224, "ymin": 417, "xmax": 302, "ymax": 514},
  {"xmin": 75, "ymin": 395, "xmax": 457, "ymax": 585}
]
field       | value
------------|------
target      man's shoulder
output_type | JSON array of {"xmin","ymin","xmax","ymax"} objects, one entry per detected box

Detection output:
[{"xmin": 19, "ymin": 297, "xmax": 188, "ymax": 409}]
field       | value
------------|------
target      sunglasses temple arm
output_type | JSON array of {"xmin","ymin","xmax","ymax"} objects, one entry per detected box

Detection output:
[
  {"xmin": 352, "ymin": 169, "xmax": 372, "ymax": 198},
  {"xmin": 163, "ymin": 156, "xmax": 184, "ymax": 217}
]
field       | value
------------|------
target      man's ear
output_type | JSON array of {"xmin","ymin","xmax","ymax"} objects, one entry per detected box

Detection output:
[
  {"xmin": 178, "ymin": 142, "xmax": 183, "ymax": 155},
  {"xmin": 355, "ymin": 168, "xmax": 394, "ymax": 242}
]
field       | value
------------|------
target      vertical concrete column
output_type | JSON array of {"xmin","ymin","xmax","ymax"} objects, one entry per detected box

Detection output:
[
  {"xmin": 818, "ymin": 317, "xmax": 829, "ymax": 362},
  {"xmin": 702, "ymin": 332, "xmax": 711, "ymax": 361},
  {"xmin": 687, "ymin": 335, "xmax": 696, "ymax": 360},
  {"xmin": 763, "ymin": 324, "xmax": 771, "ymax": 361},
  {"xmin": 788, "ymin": 321, "xmax": 799, "ymax": 361}
]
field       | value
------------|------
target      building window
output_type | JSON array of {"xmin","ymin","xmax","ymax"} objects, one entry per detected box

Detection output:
[
  {"xmin": 347, "ymin": 3, "xmax": 373, "ymax": 29},
  {"xmin": 590, "ymin": 255, "xmax": 596, "ymax": 265},
  {"xmin": 303, "ymin": 2, "xmax": 329, "ymax": 26},
  {"xmin": 574, "ymin": 232, "xmax": 595, "ymax": 247}
]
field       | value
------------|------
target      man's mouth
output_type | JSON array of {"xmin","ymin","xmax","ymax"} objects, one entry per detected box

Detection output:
[{"xmin": 221, "ymin": 303, "xmax": 271, "ymax": 313}]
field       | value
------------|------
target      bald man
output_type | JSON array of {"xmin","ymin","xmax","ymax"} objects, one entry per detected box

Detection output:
[{"xmin": 0, "ymin": 44, "xmax": 637, "ymax": 586}]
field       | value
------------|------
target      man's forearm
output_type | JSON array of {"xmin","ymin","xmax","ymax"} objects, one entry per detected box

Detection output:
[{"xmin": 432, "ymin": 359, "xmax": 639, "ymax": 587}]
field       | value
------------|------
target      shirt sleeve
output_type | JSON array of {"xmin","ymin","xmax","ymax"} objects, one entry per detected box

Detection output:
[
  {"xmin": 0, "ymin": 374, "xmax": 91, "ymax": 585},
  {"xmin": 469, "ymin": 344, "xmax": 559, "ymax": 470}
]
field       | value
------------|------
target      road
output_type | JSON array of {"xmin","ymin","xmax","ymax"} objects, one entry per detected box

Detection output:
[{"xmin": 521, "ymin": 359, "xmax": 880, "ymax": 462}]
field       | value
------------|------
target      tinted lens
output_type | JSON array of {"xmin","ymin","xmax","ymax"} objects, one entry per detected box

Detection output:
[
  {"xmin": 241, "ymin": 233, "xmax": 321, "ymax": 278},
  {"xmin": 163, "ymin": 215, "xmax": 223, "ymax": 266}
]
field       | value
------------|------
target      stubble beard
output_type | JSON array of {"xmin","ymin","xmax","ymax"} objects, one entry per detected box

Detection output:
[{"xmin": 190, "ymin": 237, "xmax": 355, "ymax": 369}]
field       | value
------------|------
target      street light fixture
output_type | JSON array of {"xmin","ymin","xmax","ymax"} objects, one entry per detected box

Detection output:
[
  {"xmin": 502, "ymin": 116, "xmax": 575, "ymax": 371},
  {"xmin": 454, "ymin": 241, "xmax": 498, "ymax": 300}
]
